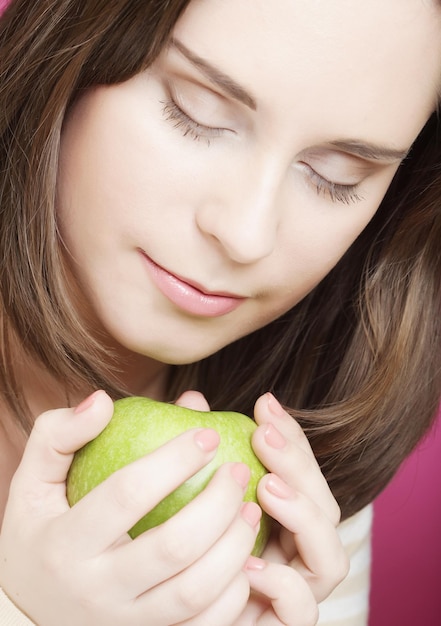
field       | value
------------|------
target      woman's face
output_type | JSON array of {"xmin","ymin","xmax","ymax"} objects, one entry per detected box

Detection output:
[{"xmin": 57, "ymin": 0, "xmax": 441, "ymax": 365}]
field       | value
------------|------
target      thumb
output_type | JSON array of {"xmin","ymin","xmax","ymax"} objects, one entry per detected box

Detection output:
[
  {"xmin": 11, "ymin": 390, "xmax": 114, "ymax": 501},
  {"xmin": 175, "ymin": 390, "xmax": 211, "ymax": 412}
]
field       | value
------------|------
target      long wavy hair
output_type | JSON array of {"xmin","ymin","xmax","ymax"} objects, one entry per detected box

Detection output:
[{"xmin": 1, "ymin": 0, "xmax": 441, "ymax": 519}]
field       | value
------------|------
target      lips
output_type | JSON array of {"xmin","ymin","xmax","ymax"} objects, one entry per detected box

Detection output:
[{"xmin": 139, "ymin": 250, "xmax": 245, "ymax": 317}]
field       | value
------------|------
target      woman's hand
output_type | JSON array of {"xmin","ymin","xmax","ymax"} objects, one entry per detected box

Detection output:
[
  {"xmin": 0, "ymin": 390, "xmax": 261, "ymax": 626},
  {"xmin": 237, "ymin": 393, "xmax": 349, "ymax": 626}
]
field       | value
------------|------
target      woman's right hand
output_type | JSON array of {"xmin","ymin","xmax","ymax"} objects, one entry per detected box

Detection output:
[{"xmin": 0, "ymin": 390, "xmax": 260, "ymax": 626}]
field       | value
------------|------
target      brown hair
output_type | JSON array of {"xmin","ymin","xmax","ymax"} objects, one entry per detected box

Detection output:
[{"xmin": 1, "ymin": 0, "xmax": 440, "ymax": 520}]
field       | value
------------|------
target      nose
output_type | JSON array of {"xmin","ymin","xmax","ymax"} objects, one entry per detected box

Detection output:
[{"xmin": 195, "ymin": 159, "xmax": 282, "ymax": 265}]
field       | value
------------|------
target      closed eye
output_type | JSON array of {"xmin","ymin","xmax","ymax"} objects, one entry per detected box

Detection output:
[
  {"xmin": 301, "ymin": 162, "xmax": 363, "ymax": 204},
  {"xmin": 162, "ymin": 97, "xmax": 363, "ymax": 204},
  {"xmin": 162, "ymin": 98, "xmax": 229, "ymax": 145}
]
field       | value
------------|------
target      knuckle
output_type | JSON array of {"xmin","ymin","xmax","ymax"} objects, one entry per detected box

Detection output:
[
  {"xmin": 304, "ymin": 602, "xmax": 320, "ymax": 626},
  {"xmin": 108, "ymin": 469, "xmax": 146, "ymax": 513},
  {"xmin": 278, "ymin": 568, "xmax": 297, "ymax": 595},
  {"xmin": 335, "ymin": 550, "xmax": 351, "ymax": 584},
  {"xmin": 297, "ymin": 449, "xmax": 315, "ymax": 474},
  {"xmin": 329, "ymin": 500, "xmax": 342, "ymax": 527},
  {"xmin": 176, "ymin": 577, "xmax": 208, "ymax": 614},
  {"xmin": 41, "ymin": 537, "xmax": 70, "ymax": 580},
  {"xmin": 286, "ymin": 444, "xmax": 316, "ymax": 480},
  {"xmin": 32, "ymin": 410, "xmax": 56, "ymax": 441},
  {"xmin": 288, "ymin": 418, "xmax": 308, "ymax": 445},
  {"xmin": 158, "ymin": 528, "xmax": 193, "ymax": 566},
  {"xmin": 32, "ymin": 409, "xmax": 69, "ymax": 455},
  {"xmin": 305, "ymin": 497, "xmax": 324, "ymax": 528},
  {"xmin": 279, "ymin": 570, "xmax": 319, "ymax": 626},
  {"xmin": 307, "ymin": 604, "xmax": 320, "ymax": 625}
]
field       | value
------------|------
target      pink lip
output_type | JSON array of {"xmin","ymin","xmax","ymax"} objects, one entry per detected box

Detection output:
[{"xmin": 139, "ymin": 251, "xmax": 245, "ymax": 317}]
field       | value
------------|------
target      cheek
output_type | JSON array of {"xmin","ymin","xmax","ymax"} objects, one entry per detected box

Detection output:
[
  {"xmin": 281, "ymin": 212, "xmax": 368, "ymax": 278},
  {"xmin": 270, "ymin": 198, "xmax": 387, "ymax": 312}
]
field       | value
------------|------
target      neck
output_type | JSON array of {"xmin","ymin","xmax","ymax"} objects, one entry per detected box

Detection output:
[{"xmin": 10, "ymin": 340, "xmax": 169, "ymax": 422}]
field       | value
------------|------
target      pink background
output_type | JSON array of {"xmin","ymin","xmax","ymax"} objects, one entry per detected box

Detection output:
[
  {"xmin": 0, "ymin": 0, "xmax": 9, "ymax": 12},
  {"xmin": 369, "ymin": 410, "xmax": 441, "ymax": 624}
]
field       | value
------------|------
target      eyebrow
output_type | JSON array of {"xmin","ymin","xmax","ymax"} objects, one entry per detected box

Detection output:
[
  {"xmin": 169, "ymin": 40, "xmax": 410, "ymax": 163},
  {"xmin": 170, "ymin": 38, "xmax": 257, "ymax": 110},
  {"xmin": 327, "ymin": 140, "xmax": 409, "ymax": 162}
]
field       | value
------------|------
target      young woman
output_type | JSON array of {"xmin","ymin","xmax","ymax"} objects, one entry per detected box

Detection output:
[{"xmin": 1, "ymin": 0, "xmax": 441, "ymax": 624}]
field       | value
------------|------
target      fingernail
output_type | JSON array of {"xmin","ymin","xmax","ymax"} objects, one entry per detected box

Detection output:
[
  {"xmin": 265, "ymin": 474, "xmax": 292, "ymax": 499},
  {"xmin": 244, "ymin": 555, "xmax": 266, "ymax": 571},
  {"xmin": 241, "ymin": 501, "xmax": 262, "ymax": 528},
  {"xmin": 264, "ymin": 423, "xmax": 286, "ymax": 449},
  {"xmin": 74, "ymin": 390, "xmax": 102, "ymax": 414},
  {"xmin": 231, "ymin": 463, "xmax": 251, "ymax": 489},
  {"xmin": 194, "ymin": 428, "xmax": 220, "ymax": 452},
  {"xmin": 267, "ymin": 392, "xmax": 286, "ymax": 417}
]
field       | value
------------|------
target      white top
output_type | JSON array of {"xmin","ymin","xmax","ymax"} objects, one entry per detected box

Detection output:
[
  {"xmin": 318, "ymin": 504, "xmax": 373, "ymax": 625},
  {"xmin": 0, "ymin": 588, "xmax": 34, "ymax": 625}
]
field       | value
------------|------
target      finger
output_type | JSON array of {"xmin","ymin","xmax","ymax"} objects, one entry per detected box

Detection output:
[
  {"xmin": 110, "ymin": 462, "xmax": 253, "ymax": 596},
  {"xmin": 244, "ymin": 557, "xmax": 319, "ymax": 626},
  {"xmin": 61, "ymin": 427, "xmax": 220, "ymax": 556},
  {"xmin": 254, "ymin": 394, "xmax": 313, "ymax": 455},
  {"xmin": 258, "ymin": 531, "xmax": 293, "ymax": 565},
  {"xmin": 9, "ymin": 391, "xmax": 114, "ymax": 512},
  {"xmin": 253, "ymin": 394, "xmax": 340, "ymax": 526},
  {"xmin": 175, "ymin": 390, "xmax": 211, "ymax": 411},
  {"xmin": 258, "ymin": 474, "xmax": 349, "ymax": 601},
  {"xmin": 132, "ymin": 502, "xmax": 261, "ymax": 624},
  {"xmin": 180, "ymin": 572, "xmax": 250, "ymax": 626}
]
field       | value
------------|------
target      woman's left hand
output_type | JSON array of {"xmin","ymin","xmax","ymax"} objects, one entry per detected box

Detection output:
[
  {"xmin": 177, "ymin": 391, "xmax": 349, "ymax": 626},
  {"xmin": 236, "ymin": 393, "xmax": 349, "ymax": 626}
]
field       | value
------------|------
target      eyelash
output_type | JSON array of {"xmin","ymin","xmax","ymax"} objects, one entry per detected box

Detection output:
[
  {"xmin": 162, "ymin": 98, "xmax": 225, "ymax": 145},
  {"xmin": 305, "ymin": 166, "xmax": 363, "ymax": 205},
  {"xmin": 162, "ymin": 98, "xmax": 363, "ymax": 205}
]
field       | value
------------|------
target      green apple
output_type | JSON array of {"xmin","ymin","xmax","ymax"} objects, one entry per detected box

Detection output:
[{"xmin": 66, "ymin": 396, "xmax": 271, "ymax": 556}]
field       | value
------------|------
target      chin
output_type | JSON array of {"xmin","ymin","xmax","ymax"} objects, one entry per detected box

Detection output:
[
  {"xmin": 143, "ymin": 345, "xmax": 221, "ymax": 366},
  {"xmin": 113, "ymin": 323, "xmax": 249, "ymax": 366}
]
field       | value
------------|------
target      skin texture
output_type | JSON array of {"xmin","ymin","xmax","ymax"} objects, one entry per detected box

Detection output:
[
  {"xmin": 57, "ymin": 0, "xmax": 441, "ymax": 369},
  {"xmin": 1, "ymin": 1, "xmax": 441, "ymax": 625}
]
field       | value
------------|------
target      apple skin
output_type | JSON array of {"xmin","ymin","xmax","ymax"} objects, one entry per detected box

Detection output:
[{"xmin": 66, "ymin": 396, "xmax": 271, "ymax": 556}]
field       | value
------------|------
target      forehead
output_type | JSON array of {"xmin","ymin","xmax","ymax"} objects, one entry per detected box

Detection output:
[{"xmin": 175, "ymin": 0, "xmax": 441, "ymax": 146}]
